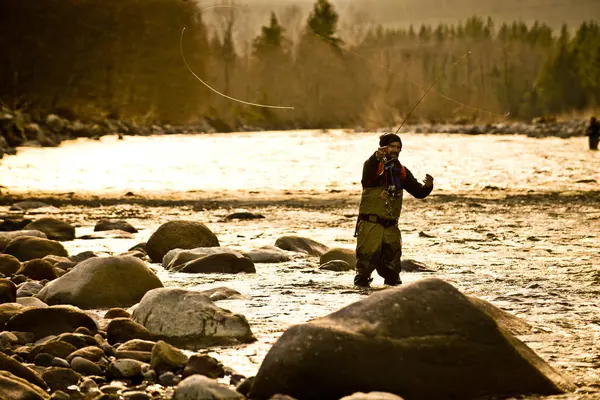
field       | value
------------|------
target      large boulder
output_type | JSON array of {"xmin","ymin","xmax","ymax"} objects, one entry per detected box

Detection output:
[
  {"xmin": 94, "ymin": 219, "xmax": 138, "ymax": 233},
  {"xmin": 319, "ymin": 248, "xmax": 357, "ymax": 269},
  {"xmin": 274, "ymin": 235, "xmax": 329, "ymax": 256},
  {"xmin": 5, "ymin": 305, "xmax": 98, "ymax": 340},
  {"xmin": 132, "ymin": 288, "xmax": 255, "ymax": 349},
  {"xmin": 250, "ymin": 278, "xmax": 574, "ymax": 400},
  {"xmin": 177, "ymin": 253, "xmax": 256, "ymax": 274},
  {"xmin": 163, "ymin": 247, "xmax": 239, "ymax": 270},
  {"xmin": 0, "ymin": 230, "xmax": 47, "ymax": 252},
  {"xmin": 24, "ymin": 218, "xmax": 76, "ymax": 241},
  {"xmin": 4, "ymin": 236, "xmax": 68, "ymax": 262},
  {"xmin": 0, "ymin": 371, "xmax": 50, "ymax": 400},
  {"xmin": 146, "ymin": 221, "xmax": 219, "ymax": 263},
  {"xmin": 242, "ymin": 246, "xmax": 293, "ymax": 263},
  {"xmin": 36, "ymin": 256, "xmax": 163, "ymax": 309}
]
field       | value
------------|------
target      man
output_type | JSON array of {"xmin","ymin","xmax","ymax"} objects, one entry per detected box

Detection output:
[
  {"xmin": 586, "ymin": 117, "xmax": 599, "ymax": 150},
  {"xmin": 354, "ymin": 132, "xmax": 434, "ymax": 287}
]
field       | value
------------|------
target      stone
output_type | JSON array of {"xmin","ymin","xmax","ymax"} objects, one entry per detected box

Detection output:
[
  {"xmin": 41, "ymin": 367, "xmax": 81, "ymax": 392},
  {"xmin": 29, "ymin": 340, "xmax": 77, "ymax": 361},
  {"xmin": 151, "ymin": 340, "xmax": 188, "ymax": 375},
  {"xmin": 4, "ymin": 236, "xmax": 68, "ymax": 262},
  {"xmin": 66, "ymin": 346, "xmax": 105, "ymax": 363},
  {"xmin": 51, "ymin": 357, "xmax": 70, "ymax": 368},
  {"xmin": 319, "ymin": 260, "xmax": 352, "ymax": 272},
  {"xmin": 24, "ymin": 218, "xmax": 75, "ymax": 241},
  {"xmin": 17, "ymin": 281, "xmax": 45, "ymax": 297},
  {"xmin": 34, "ymin": 353, "xmax": 55, "ymax": 367},
  {"xmin": 0, "ymin": 351, "xmax": 48, "ymax": 389},
  {"xmin": 177, "ymin": 253, "xmax": 256, "ymax": 274},
  {"xmin": 274, "ymin": 235, "xmax": 329, "ymax": 256},
  {"xmin": 400, "ymin": 259, "xmax": 435, "ymax": 272},
  {"xmin": 132, "ymin": 288, "xmax": 255, "ymax": 349},
  {"xmin": 106, "ymin": 318, "xmax": 151, "ymax": 345},
  {"xmin": 104, "ymin": 308, "xmax": 132, "ymax": 319},
  {"xmin": 183, "ymin": 354, "xmax": 225, "ymax": 379},
  {"xmin": 71, "ymin": 356, "xmax": 104, "ymax": 376},
  {"xmin": 242, "ymin": 246, "xmax": 293, "ymax": 263},
  {"xmin": 17, "ymin": 297, "xmax": 49, "ymax": 308},
  {"xmin": 17, "ymin": 259, "xmax": 58, "ymax": 281},
  {"xmin": 94, "ymin": 220, "xmax": 138, "ymax": 234},
  {"xmin": 225, "ymin": 212, "xmax": 265, "ymax": 220},
  {"xmin": 115, "ymin": 350, "xmax": 151, "ymax": 363},
  {"xmin": 117, "ymin": 339, "xmax": 156, "ymax": 353},
  {"xmin": 158, "ymin": 371, "xmax": 180, "ymax": 387},
  {"xmin": 5, "ymin": 305, "xmax": 98, "ymax": 340},
  {"xmin": 0, "ymin": 370, "xmax": 50, "ymax": 399},
  {"xmin": 250, "ymin": 278, "xmax": 575, "ymax": 400},
  {"xmin": 339, "ymin": 393, "xmax": 404, "ymax": 400},
  {"xmin": 108, "ymin": 359, "xmax": 146, "ymax": 379},
  {"xmin": 319, "ymin": 248, "xmax": 357, "ymax": 269},
  {"xmin": 162, "ymin": 247, "xmax": 239, "ymax": 270},
  {"xmin": 0, "ymin": 302, "xmax": 25, "ymax": 328},
  {"xmin": 0, "ymin": 278, "xmax": 17, "ymax": 303},
  {"xmin": 36, "ymin": 256, "xmax": 163, "ymax": 309},
  {"xmin": 173, "ymin": 375, "xmax": 245, "ymax": 400},
  {"xmin": 198, "ymin": 286, "xmax": 243, "ymax": 301},
  {"xmin": 146, "ymin": 221, "xmax": 220, "ymax": 263},
  {"xmin": 0, "ymin": 254, "xmax": 21, "ymax": 276},
  {"xmin": 54, "ymin": 333, "xmax": 99, "ymax": 350},
  {"xmin": 0, "ymin": 230, "xmax": 47, "ymax": 253}
]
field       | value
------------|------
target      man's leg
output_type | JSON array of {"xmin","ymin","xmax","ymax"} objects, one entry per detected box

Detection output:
[
  {"xmin": 376, "ymin": 226, "xmax": 402, "ymax": 286},
  {"xmin": 355, "ymin": 221, "xmax": 383, "ymax": 287}
]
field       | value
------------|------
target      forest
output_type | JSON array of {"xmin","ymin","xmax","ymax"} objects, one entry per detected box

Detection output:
[{"xmin": 0, "ymin": 0, "xmax": 598, "ymax": 130}]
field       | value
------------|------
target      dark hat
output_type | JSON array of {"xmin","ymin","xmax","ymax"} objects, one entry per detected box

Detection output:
[{"xmin": 379, "ymin": 132, "xmax": 402, "ymax": 147}]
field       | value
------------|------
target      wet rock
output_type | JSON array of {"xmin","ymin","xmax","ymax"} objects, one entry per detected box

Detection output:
[
  {"xmin": 34, "ymin": 353, "xmax": 55, "ymax": 367},
  {"xmin": 50, "ymin": 390, "xmax": 70, "ymax": 400},
  {"xmin": 468, "ymin": 296, "xmax": 533, "ymax": 336},
  {"xmin": 122, "ymin": 391, "xmax": 151, "ymax": 400},
  {"xmin": 42, "ymin": 255, "xmax": 75, "ymax": 271},
  {"xmin": 173, "ymin": 375, "xmax": 244, "ymax": 400},
  {"xmin": 115, "ymin": 350, "xmax": 151, "ymax": 363},
  {"xmin": 198, "ymin": 286, "xmax": 243, "ymax": 301},
  {"xmin": 17, "ymin": 297, "xmax": 49, "ymax": 308},
  {"xmin": 225, "ymin": 212, "xmax": 265, "ymax": 220},
  {"xmin": 66, "ymin": 346, "xmax": 105, "ymax": 363},
  {"xmin": 9, "ymin": 201, "xmax": 52, "ymax": 211},
  {"xmin": 319, "ymin": 260, "xmax": 352, "ymax": 272},
  {"xmin": 94, "ymin": 220, "xmax": 138, "ymax": 234},
  {"xmin": 0, "ymin": 351, "xmax": 48, "ymax": 389},
  {"xmin": 36, "ymin": 256, "xmax": 163, "ymax": 309},
  {"xmin": 0, "ymin": 278, "xmax": 17, "ymax": 303},
  {"xmin": 0, "ymin": 216, "xmax": 32, "ymax": 231},
  {"xmin": 108, "ymin": 359, "xmax": 146, "ymax": 379},
  {"xmin": 79, "ymin": 230, "xmax": 135, "ymax": 240},
  {"xmin": 183, "ymin": 354, "xmax": 225, "ymax": 379},
  {"xmin": 0, "ymin": 331, "xmax": 19, "ymax": 346},
  {"xmin": 132, "ymin": 288, "xmax": 255, "ymax": 349},
  {"xmin": 0, "ymin": 254, "xmax": 21, "ymax": 276},
  {"xmin": 340, "ymin": 392, "xmax": 404, "ymax": 400},
  {"xmin": 42, "ymin": 367, "xmax": 81, "ymax": 392},
  {"xmin": 159, "ymin": 371, "xmax": 180, "ymax": 386},
  {"xmin": 17, "ymin": 259, "xmax": 58, "ymax": 281},
  {"xmin": 55, "ymin": 333, "xmax": 99, "ymax": 350},
  {"xmin": 17, "ymin": 281, "xmax": 45, "ymax": 297},
  {"xmin": 0, "ymin": 370, "xmax": 50, "ymax": 399},
  {"xmin": 274, "ymin": 235, "xmax": 329, "ymax": 256},
  {"xmin": 68, "ymin": 251, "xmax": 98, "ymax": 264},
  {"xmin": 146, "ymin": 221, "xmax": 220, "ymax": 263},
  {"xmin": 5, "ymin": 305, "xmax": 98, "ymax": 340},
  {"xmin": 0, "ymin": 302, "xmax": 25, "ymax": 328},
  {"xmin": 29, "ymin": 340, "xmax": 77, "ymax": 361},
  {"xmin": 177, "ymin": 253, "xmax": 256, "ymax": 274},
  {"xmin": 163, "ymin": 247, "xmax": 239, "ymax": 270},
  {"xmin": 320, "ymin": 248, "xmax": 357, "ymax": 269},
  {"xmin": 71, "ymin": 356, "xmax": 104, "ymax": 376},
  {"xmin": 10, "ymin": 274, "xmax": 28, "ymax": 285},
  {"xmin": 106, "ymin": 318, "xmax": 151, "ymax": 345},
  {"xmin": 51, "ymin": 357, "xmax": 70, "ymax": 368},
  {"xmin": 151, "ymin": 340, "xmax": 188, "ymax": 376},
  {"xmin": 4, "ymin": 236, "xmax": 68, "ymax": 262},
  {"xmin": 105, "ymin": 308, "xmax": 131, "ymax": 319},
  {"xmin": 400, "ymin": 259, "xmax": 435, "ymax": 272},
  {"xmin": 117, "ymin": 339, "xmax": 156, "ymax": 353},
  {"xmin": 236, "ymin": 376, "xmax": 254, "ymax": 397},
  {"xmin": 250, "ymin": 278, "xmax": 575, "ymax": 400},
  {"xmin": 24, "ymin": 218, "xmax": 75, "ymax": 241},
  {"xmin": 242, "ymin": 246, "xmax": 293, "ymax": 263}
]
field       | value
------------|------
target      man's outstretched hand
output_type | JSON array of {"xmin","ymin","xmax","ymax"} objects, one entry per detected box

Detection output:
[{"xmin": 423, "ymin": 174, "xmax": 434, "ymax": 188}]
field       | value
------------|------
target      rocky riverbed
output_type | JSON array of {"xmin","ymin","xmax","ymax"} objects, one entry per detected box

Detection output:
[{"xmin": 0, "ymin": 188, "xmax": 597, "ymax": 400}]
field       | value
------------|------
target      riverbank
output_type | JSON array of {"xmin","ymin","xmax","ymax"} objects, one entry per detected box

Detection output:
[{"xmin": 0, "ymin": 106, "xmax": 590, "ymax": 159}]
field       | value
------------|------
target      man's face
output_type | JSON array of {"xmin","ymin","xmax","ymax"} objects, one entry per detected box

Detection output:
[{"xmin": 387, "ymin": 141, "xmax": 402, "ymax": 159}]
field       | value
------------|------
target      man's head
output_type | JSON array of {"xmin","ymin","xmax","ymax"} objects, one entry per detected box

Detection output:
[
  {"xmin": 591, "ymin": 117, "xmax": 597, "ymax": 124},
  {"xmin": 379, "ymin": 133, "xmax": 402, "ymax": 159}
]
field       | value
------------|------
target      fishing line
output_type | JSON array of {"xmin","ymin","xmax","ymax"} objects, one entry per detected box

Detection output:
[{"xmin": 180, "ymin": 4, "xmax": 294, "ymax": 110}]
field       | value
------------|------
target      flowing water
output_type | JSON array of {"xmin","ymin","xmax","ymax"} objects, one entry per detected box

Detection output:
[{"xmin": 1, "ymin": 130, "xmax": 599, "ymax": 399}]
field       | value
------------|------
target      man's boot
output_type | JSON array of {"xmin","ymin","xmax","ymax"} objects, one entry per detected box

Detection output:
[
  {"xmin": 354, "ymin": 273, "xmax": 373, "ymax": 288},
  {"xmin": 354, "ymin": 260, "xmax": 374, "ymax": 287},
  {"xmin": 383, "ymin": 275, "xmax": 402, "ymax": 286}
]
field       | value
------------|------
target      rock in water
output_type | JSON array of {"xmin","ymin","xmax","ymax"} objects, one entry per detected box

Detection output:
[
  {"xmin": 36, "ymin": 256, "xmax": 163, "ymax": 309},
  {"xmin": 274, "ymin": 235, "xmax": 329, "ymax": 256},
  {"xmin": 173, "ymin": 375, "xmax": 245, "ymax": 400},
  {"xmin": 132, "ymin": 288, "xmax": 255, "ymax": 349},
  {"xmin": 24, "ymin": 218, "xmax": 75, "ymax": 241},
  {"xmin": 320, "ymin": 248, "xmax": 357, "ymax": 269},
  {"xmin": 250, "ymin": 278, "xmax": 574, "ymax": 400},
  {"xmin": 146, "ymin": 221, "xmax": 219, "ymax": 263},
  {"xmin": 5, "ymin": 305, "xmax": 98, "ymax": 340},
  {"xmin": 4, "ymin": 236, "xmax": 66, "ymax": 262}
]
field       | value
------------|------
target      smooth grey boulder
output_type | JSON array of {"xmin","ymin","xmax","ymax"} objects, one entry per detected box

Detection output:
[
  {"xmin": 36, "ymin": 256, "xmax": 163, "ymax": 309},
  {"xmin": 132, "ymin": 288, "xmax": 255, "ymax": 349},
  {"xmin": 319, "ymin": 247, "xmax": 357, "ymax": 269},
  {"xmin": 250, "ymin": 278, "xmax": 574, "ymax": 400},
  {"xmin": 163, "ymin": 247, "xmax": 239, "ymax": 270},
  {"xmin": 146, "ymin": 221, "xmax": 219, "ymax": 263},
  {"xmin": 242, "ymin": 246, "xmax": 293, "ymax": 263},
  {"xmin": 173, "ymin": 375, "xmax": 245, "ymax": 400},
  {"xmin": 274, "ymin": 235, "xmax": 329, "ymax": 256}
]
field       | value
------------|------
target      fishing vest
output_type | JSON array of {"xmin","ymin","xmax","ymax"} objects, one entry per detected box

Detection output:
[{"xmin": 359, "ymin": 161, "xmax": 407, "ymax": 220}]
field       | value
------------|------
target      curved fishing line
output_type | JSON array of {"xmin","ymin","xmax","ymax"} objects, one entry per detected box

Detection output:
[
  {"xmin": 180, "ymin": 5, "xmax": 294, "ymax": 110},
  {"xmin": 309, "ymin": 31, "xmax": 510, "ymax": 117}
]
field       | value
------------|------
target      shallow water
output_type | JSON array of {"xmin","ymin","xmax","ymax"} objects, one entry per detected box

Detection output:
[{"xmin": 1, "ymin": 131, "xmax": 599, "ymax": 399}]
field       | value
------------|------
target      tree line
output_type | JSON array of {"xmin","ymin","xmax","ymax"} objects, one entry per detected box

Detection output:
[{"xmin": 0, "ymin": 0, "xmax": 598, "ymax": 130}]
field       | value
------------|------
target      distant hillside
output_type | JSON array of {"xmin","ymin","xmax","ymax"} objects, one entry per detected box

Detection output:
[{"xmin": 241, "ymin": 0, "xmax": 600, "ymax": 31}]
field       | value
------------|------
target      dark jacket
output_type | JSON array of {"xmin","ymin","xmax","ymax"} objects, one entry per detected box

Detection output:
[
  {"xmin": 587, "ymin": 120, "xmax": 600, "ymax": 138},
  {"xmin": 358, "ymin": 152, "xmax": 433, "ymax": 219}
]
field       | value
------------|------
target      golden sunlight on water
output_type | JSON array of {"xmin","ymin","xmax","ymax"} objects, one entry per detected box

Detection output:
[{"xmin": 1, "ymin": 130, "xmax": 599, "ymax": 195}]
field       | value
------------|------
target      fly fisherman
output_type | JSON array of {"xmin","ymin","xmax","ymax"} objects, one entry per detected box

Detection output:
[{"xmin": 354, "ymin": 133, "xmax": 434, "ymax": 288}]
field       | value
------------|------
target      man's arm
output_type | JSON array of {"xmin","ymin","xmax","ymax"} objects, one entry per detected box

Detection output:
[
  {"xmin": 403, "ymin": 167, "xmax": 433, "ymax": 199},
  {"xmin": 361, "ymin": 152, "xmax": 382, "ymax": 188}
]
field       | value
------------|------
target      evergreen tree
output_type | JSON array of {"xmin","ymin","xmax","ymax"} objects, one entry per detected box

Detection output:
[{"xmin": 306, "ymin": 0, "xmax": 342, "ymax": 47}]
